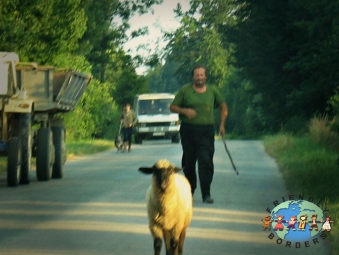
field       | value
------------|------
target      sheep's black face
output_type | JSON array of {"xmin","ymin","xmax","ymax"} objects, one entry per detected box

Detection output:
[
  {"xmin": 154, "ymin": 168, "xmax": 173, "ymax": 192},
  {"xmin": 139, "ymin": 160, "xmax": 179, "ymax": 192}
]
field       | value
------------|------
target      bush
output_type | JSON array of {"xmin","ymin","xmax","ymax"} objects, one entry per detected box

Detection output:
[
  {"xmin": 63, "ymin": 79, "xmax": 117, "ymax": 141},
  {"xmin": 308, "ymin": 117, "xmax": 339, "ymax": 152}
]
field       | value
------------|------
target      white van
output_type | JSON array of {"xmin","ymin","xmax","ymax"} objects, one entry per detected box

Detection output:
[{"xmin": 133, "ymin": 93, "xmax": 180, "ymax": 144}]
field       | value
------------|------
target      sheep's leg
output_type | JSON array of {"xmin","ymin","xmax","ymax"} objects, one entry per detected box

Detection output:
[
  {"xmin": 150, "ymin": 225, "xmax": 163, "ymax": 255},
  {"xmin": 153, "ymin": 237, "xmax": 162, "ymax": 255},
  {"xmin": 178, "ymin": 229, "xmax": 186, "ymax": 255},
  {"xmin": 165, "ymin": 229, "xmax": 180, "ymax": 255},
  {"xmin": 163, "ymin": 230, "xmax": 179, "ymax": 255},
  {"xmin": 163, "ymin": 230, "xmax": 172, "ymax": 255},
  {"xmin": 170, "ymin": 238, "xmax": 179, "ymax": 255}
]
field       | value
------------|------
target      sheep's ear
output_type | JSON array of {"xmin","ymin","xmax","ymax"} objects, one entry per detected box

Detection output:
[
  {"xmin": 139, "ymin": 167, "xmax": 154, "ymax": 175},
  {"xmin": 174, "ymin": 167, "xmax": 183, "ymax": 173}
]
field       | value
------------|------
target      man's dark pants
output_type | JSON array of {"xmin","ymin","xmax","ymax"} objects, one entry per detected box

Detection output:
[
  {"xmin": 122, "ymin": 127, "xmax": 133, "ymax": 147},
  {"xmin": 180, "ymin": 122, "xmax": 215, "ymax": 199}
]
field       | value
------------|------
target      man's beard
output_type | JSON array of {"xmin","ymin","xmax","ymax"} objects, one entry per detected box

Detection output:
[{"xmin": 194, "ymin": 80, "xmax": 205, "ymax": 87}]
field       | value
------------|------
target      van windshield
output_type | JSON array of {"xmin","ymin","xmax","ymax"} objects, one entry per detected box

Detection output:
[{"xmin": 138, "ymin": 99, "xmax": 173, "ymax": 115}]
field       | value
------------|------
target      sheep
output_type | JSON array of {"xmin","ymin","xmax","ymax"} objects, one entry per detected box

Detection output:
[{"xmin": 139, "ymin": 159, "xmax": 193, "ymax": 255}]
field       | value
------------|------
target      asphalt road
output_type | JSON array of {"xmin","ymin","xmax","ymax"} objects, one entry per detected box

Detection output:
[{"xmin": 0, "ymin": 139, "xmax": 330, "ymax": 255}]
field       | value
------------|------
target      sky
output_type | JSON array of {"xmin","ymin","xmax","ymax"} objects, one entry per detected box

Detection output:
[{"xmin": 123, "ymin": 0, "xmax": 190, "ymax": 74}]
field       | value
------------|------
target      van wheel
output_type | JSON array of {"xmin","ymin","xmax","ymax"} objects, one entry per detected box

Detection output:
[
  {"xmin": 135, "ymin": 134, "xmax": 142, "ymax": 144},
  {"xmin": 171, "ymin": 134, "xmax": 180, "ymax": 143}
]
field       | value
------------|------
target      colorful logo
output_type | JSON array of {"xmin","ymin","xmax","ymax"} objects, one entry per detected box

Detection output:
[{"xmin": 262, "ymin": 195, "xmax": 334, "ymax": 248}]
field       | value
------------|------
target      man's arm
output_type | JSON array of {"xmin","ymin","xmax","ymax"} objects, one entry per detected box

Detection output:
[
  {"xmin": 170, "ymin": 104, "xmax": 196, "ymax": 119},
  {"xmin": 219, "ymin": 102, "xmax": 228, "ymax": 135}
]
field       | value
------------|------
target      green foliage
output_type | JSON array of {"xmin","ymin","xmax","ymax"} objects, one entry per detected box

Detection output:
[
  {"xmin": 284, "ymin": 0, "xmax": 339, "ymax": 115},
  {"xmin": 52, "ymin": 54, "xmax": 92, "ymax": 74},
  {"xmin": 147, "ymin": 61, "xmax": 181, "ymax": 93},
  {"xmin": 4, "ymin": 0, "xmax": 339, "ymax": 140},
  {"xmin": 0, "ymin": 0, "xmax": 164, "ymax": 141},
  {"xmin": 264, "ymin": 133, "xmax": 338, "ymax": 200},
  {"xmin": 66, "ymin": 139, "xmax": 115, "ymax": 158},
  {"xmin": 108, "ymin": 52, "xmax": 149, "ymax": 107},
  {"xmin": 0, "ymin": 0, "xmax": 87, "ymax": 64},
  {"xmin": 225, "ymin": 0, "xmax": 294, "ymax": 131},
  {"xmin": 79, "ymin": 0, "xmax": 124, "ymax": 82},
  {"xmin": 281, "ymin": 116, "xmax": 309, "ymax": 135},
  {"xmin": 308, "ymin": 117, "xmax": 339, "ymax": 152},
  {"xmin": 330, "ymin": 88, "xmax": 339, "ymax": 134},
  {"xmin": 79, "ymin": 0, "xmax": 164, "ymax": 82},
  {"xmin": 165, "ymin": 13, "xmax": 231, "ymax": 87},
  {"xmin": 219, "ymin": 68, "xmax": 263, "ymax": 136},
  {"xmin": 62, "ymin": 79, "xmax": 117, "ymax": 140},
  {"xmin": 161, "ymin": 0, "xmax": 339, "ymax": 136}
]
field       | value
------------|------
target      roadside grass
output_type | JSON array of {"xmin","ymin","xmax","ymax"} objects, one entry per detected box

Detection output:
[
  {"xmin": 0, "ymin": 139, "xmax": 115, "ymax": 174},
  {"xmin": 66, "ymin": 139, "xmax": 115, "ymax": 160},
  {"xmin": 264, "ymin": 132, "xmax": 339, "ymax": 255}
]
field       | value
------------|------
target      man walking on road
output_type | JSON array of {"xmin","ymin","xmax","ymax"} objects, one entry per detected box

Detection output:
[
  {"xmin": 121, "ymin": 103, "xmax": 136, "ymax": 152},
  {"xmin": 170, "ymin": 65, "xmax": 228, "ymax": 203}
]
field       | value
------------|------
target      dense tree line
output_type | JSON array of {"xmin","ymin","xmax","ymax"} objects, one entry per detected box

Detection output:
[
  {"xmin": 0, "ymin": 0, "xmax": 162, "ymax": 140},
  {"xmin": 2, "ymin": 0, "xmax": 339, "ymax": 138},
  {"xmin": 148, "ymin": 0, "xmax": 339, "ymax": 136}
]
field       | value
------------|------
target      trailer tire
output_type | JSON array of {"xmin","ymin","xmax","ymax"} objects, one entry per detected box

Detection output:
[
  {"xmin": 52, "ymin": 127, "xmax": 66, "ymax": 179},
  {"xmin": 36, "ymin": 128, "xmax": 54, "ymax": 181},
  {"xmin": 7, "ymin": 137, "xmax": 21, "ymax": 187},
  {"xmin": 19, "ymin": 113, "xmax": 31, "ymax": 185}
]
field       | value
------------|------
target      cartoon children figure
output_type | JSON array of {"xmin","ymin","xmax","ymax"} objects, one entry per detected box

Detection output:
[
  {"xmin": 309, "ymin": 214, "xmax": 320, "ymax": 231},
  {"xmin": 298, "ymin": 215, "xmax": 308, "ymax": 231},
  {"xmin": 286, "ymin": 216, "xmax": 298, "ymax": 231},
  {"xmin": 262, "ymin": 215, "xmax": 273, "ymax": 231},
  {"xmin": 321, "ymin": 216, "xmax": 334, "ymax": 232},
  {"xmin": 273, "ymin": 215, "xmax": 285, "ymax": 231}
]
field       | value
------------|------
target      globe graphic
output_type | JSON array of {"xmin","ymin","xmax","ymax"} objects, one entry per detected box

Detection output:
[{"xmin": 271, "ymin": 200, "xmax": 324, "ymax": 242}]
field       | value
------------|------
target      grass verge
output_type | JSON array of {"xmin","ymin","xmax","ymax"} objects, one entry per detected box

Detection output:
[
  {"xmin": 264, "ymin": 133, "xmax": 339, "ymax": 255},
  {"xmin": 66, "ymin": 139, "xmax": 115, "ymax": 160}
]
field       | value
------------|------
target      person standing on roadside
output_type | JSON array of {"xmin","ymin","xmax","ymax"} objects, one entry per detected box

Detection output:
[
  {"xmin": 170, "ymin": 65, "xmax": 228, "ymax": 203},
  {"xmin": 121, "ymin": 103, "xmax": 137, "ymax": 152}
]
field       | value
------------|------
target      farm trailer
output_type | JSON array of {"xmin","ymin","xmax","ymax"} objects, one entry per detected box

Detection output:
[{"xmin": 0, "ymin": 52, "xmax": 92, "ymax": 187}]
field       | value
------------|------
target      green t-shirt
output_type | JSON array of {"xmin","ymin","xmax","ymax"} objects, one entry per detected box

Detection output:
[{"xmin": 171, "ymin": 84, "xmax": 224, "ymax": 125}]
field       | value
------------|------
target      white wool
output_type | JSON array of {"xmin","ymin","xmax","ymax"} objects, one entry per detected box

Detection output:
[
  {"xmin": 144, "ymin": 160, "xmax": 193, "ymax": 255},
  {"xmin": 146, "ymin": 174, "xmax": 192, "ymax": 230}
]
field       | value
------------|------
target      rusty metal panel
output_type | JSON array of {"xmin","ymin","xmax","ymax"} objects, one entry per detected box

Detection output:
[{"xmin": 16, "ymin": 66, "xmax": 54, "ymax": 103}]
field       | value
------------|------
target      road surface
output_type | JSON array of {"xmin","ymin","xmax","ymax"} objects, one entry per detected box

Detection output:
[{"xmin": 0, "ymin": 139, "xmax": 330, "ymax": 254}]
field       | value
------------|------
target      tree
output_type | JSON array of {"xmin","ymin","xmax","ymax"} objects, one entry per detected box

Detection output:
[
  {"xmin": 165, "ymin": 14, "xmax": 231, "ymax": 88},
  {"xmin": 62, "ymin": 79, "xmax": 116, "ymax": 140},
  {"xmin": 79, "ymin": 0, "xmax": 164, "ymax": 82},
  {"xmin": 0, "ymin": 0, "xmax": 163, "ymax": 140},
  {"xmin": 200, "ymin": 0, "xmax": 339, "ymax": 132},
  {"xmin": 147, "ymin": 61, "xmax": 181, "ymax": 93},
  {"xmin": 284, "ymin": 0, "xmax": 339, "ymax": 119},
  {"xmin": 0, "ymin": 0, "xmax": 87, "ymax": 64},
  {"xmin": 109, "ymin": 52, "xmax": 149, "ymax": 107}
]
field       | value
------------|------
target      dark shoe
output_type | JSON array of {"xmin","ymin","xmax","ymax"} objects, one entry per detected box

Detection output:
[{"xmin": 203, "ymin": 196, "xmax": 214, "ymax": 204}]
